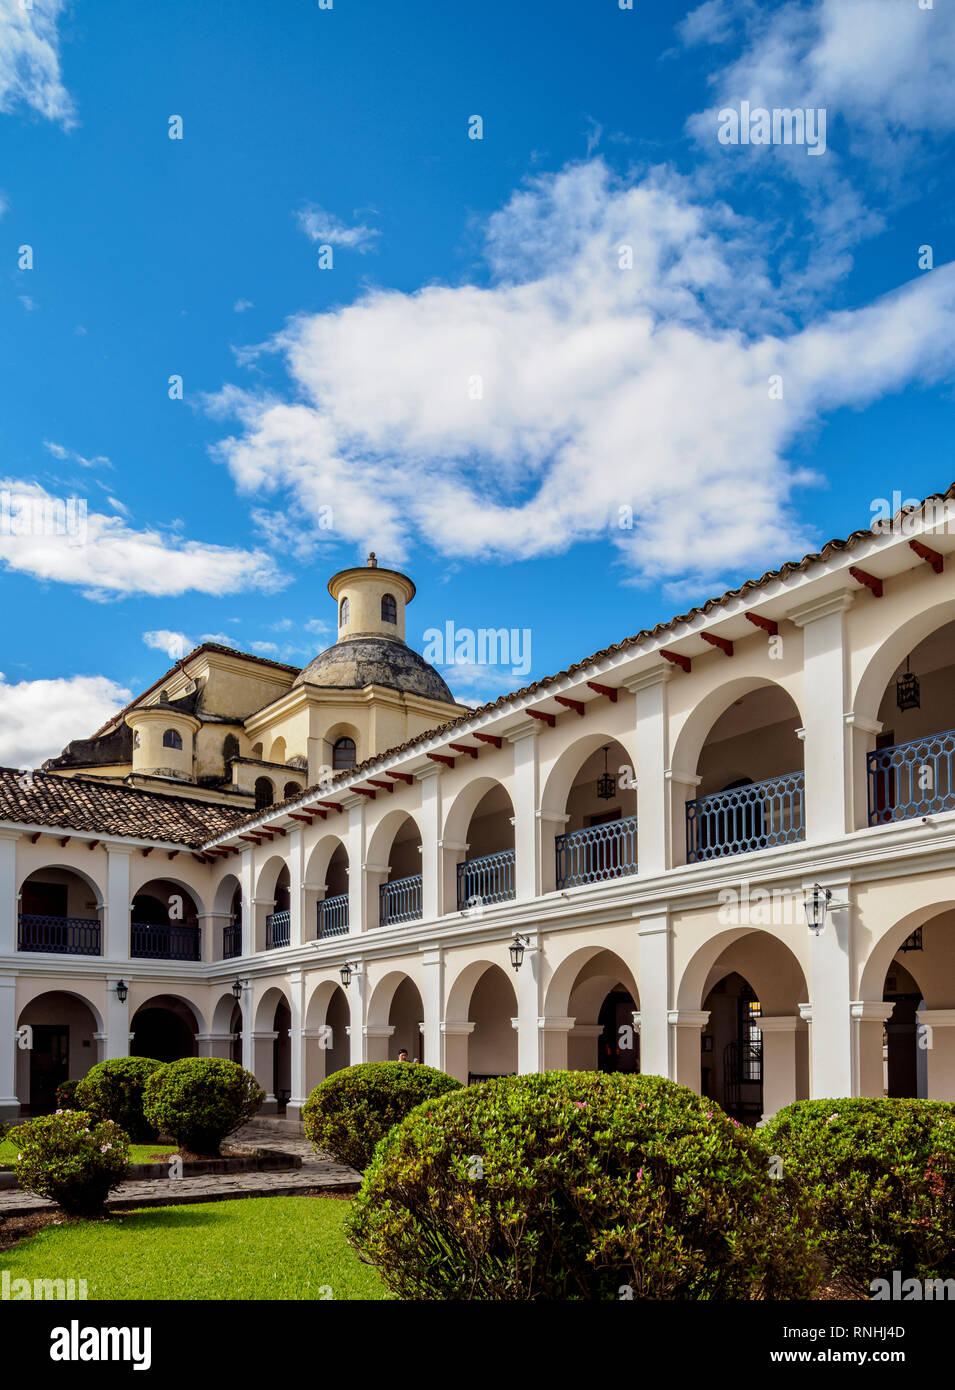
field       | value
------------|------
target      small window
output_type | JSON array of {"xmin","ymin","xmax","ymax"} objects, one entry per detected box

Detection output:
[
  {"xmin": 162, "ymin": 728, "xmax": 183, "ymax": 750},
  {"xmin": 223, "ymin": 734, "xmax": 240, "ymax": 763},
  {"xmin": 381, "ymin": 593, "xmax": 397, "ymax": 624},
  {"xmin": 133, "ymin": 731, "xmax": 140, "ymax": 750},
  {"xmin": 332, "ymin": 737, "xmax": 356, "ymax": 771},
  {"xmin": 255, "ymin": 777, "xmax": 274, "ymax": 810},
  {"xmin": 339, "ymin": 597, "xmax": 350, "ymax": 627},
  {"xmin": 283, "ymin": 781, "xmax": 301, "ymax": 799}
]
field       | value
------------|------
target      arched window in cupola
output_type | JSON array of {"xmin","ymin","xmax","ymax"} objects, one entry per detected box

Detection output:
[
  {"xmin": 162, "ymin": 728, "xmax": 183, "ymax": 751},
  {"xmin": 340, "ymin": 597, "xmax": 350, "ymax": 627},
  {"xmin": 381, "ymin": 593, "xmax": 397, "ymax": 624}
]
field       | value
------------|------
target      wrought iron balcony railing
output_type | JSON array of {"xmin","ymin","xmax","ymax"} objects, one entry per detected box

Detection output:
[
  {"xmin": 265, "ymin": 909, "xmax": 291, "ymax": 950},
  {"xmin": 223, "ymin": 921, "xmax": 242, "ymax": 959},
  {"xmin": 130, "ymin": 922, "xmax": 200, "ymax": 961},
  {"xmin": 867, "ymin": 727, "xmax": 955, "ymax": 825},
  {"xmin": 457, "ymin": 849, "xmax": 516, "ymax": 909},
  {"xmin": 379, "ymin": 874, "xmax": 422, "ymax": 926},
  {"xmin": 685, "ymin": 771, "xmax": 805, "ymax": 863},
  {"xmin": 555, "ymin": 815, "xmax": 638, "ymax": 889},
  {"xmin": 317, "ymin": 893, "xmax": 349, "ymax": 938},
  {"xmin": 18, "ymin": 913, "xmax": 101, "ymax": 956}
]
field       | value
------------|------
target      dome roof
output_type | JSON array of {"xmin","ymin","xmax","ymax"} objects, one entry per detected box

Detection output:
[{"xmin": 293, "ymin": 636, "xmax": 458, "ymax": 704}]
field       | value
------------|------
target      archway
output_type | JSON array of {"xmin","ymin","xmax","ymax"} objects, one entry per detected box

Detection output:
[
  {"xmin": 545, "ymin": 946, "xmax": 640, "ymax": 1072},
  {"xmin": 367, "ymin": 971, "xmax": 425, "ymax": 1062},
  {"xmin": 306, "ymin": 835, "xmax": 350, "ymax": 939},
  {"xmin": 130, "ymin": 878, "xmax": 201, "ymax": 962},
  {"xmin": 367, "ymin": 810, "xmax": 423, "ymax": 927},
  {"xmin": 255, "ymin": 855, "xmax": 291, "ymax": 951},
  {"xmin": 131, "ymin": 994, "xmax": 200, "ymax": 1063},
  {"xmin": 304, "ymin": 980, "xmax": 350, "ymax": 1092},
  {"xmin": 253, "ymin": 986, "xmax": 291, "ymax": 1108},
  {"xmin": 18, "ymin": 865, "xmax": 104, "ymax": 956},
  {"xmin": 539, "ymin": 735, "xmax": 637, "ymax": 893},
  {"xmin": 214, "ymin": 873, "xmax": 243, "ymax": 959},
  {"xmin": 16, "ymin": 990, "xmax": 102, "ymax": 1114},
  {"xmin": 444, "ymin": 961, "xmax": 519, "ymax": 1083},
  {"xmin": 442, "ymin": 777, "xmax": 515, "ymax": 913}
]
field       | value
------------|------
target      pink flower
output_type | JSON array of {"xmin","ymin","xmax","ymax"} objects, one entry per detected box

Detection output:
[
  {"xmin": 573, "ymin": 1101, "xmax": 587, "ymax": 1109},
  {"xmin": 636, "ymin": 1167, "xmax": 644, "ymax": 1180}
]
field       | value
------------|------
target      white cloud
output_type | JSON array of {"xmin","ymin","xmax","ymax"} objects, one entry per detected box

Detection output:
[
  {"xmin": 44, "ymin": 440, "xmax": 112, "ymax": 470},
  {"xmin": 296, "ymin": 204, "xmax": 379, "ymax": 253},
  {"xmin": 0, "ymin": 479, "xmax": 286, "ymax": 599},
  {"xmin": 234, "ymin": 299, "xmax": 254, "ymax": 313},
  {"xmin": 142, "ymin": 630, "xmax": 193, "ymax": 661},
  {"xmin": 0, "ymin": 0, "xmax": 75, "ymax": 127},
  {"xmin": 0, "ymin": 672, "xmax": 131, "ymax": 769},
  {"xmin": 211, "ymin": 157, "xmax": 955, "ymax": 592}
]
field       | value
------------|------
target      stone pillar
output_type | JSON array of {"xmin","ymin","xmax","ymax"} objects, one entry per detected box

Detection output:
[
  {"xmin": 197, "ymin": 912, "xmax": 227, "ymax": 964},
  {"xmin": 196, "ymin": 1032, "xmax": 234, "ymax": 1059},
  {"xmin": 508, "ymin": 721, "xmax": 540, "ymax": 900},
  {"xmin": 668, "ymin": 1010, "xmax": 709, "ymax": 1091},
  {"xmin": 0, "ymin": 975, "xmax": 19, "ymax": 1121},
  {"xmin": 846, "ymin": 713, "xmax": 883, "ymax": 833},
  {"xmin": 287, "ymin": 969, "xmax": 306, "ymax": 1122},
  {"xmin": 625, "ymin": 666, "xmax": 671, "ymax": 876},
  {"xmin": 420, "ymin": 947, "xmax": 443, "ymax": 1068},
  {"xmin": 567, "ymin": 1022, "xmax": 604, "ymax": 1071},
  {"xmin": 239, "ymin": 849, "xmax": 254, "ymax": 957},
  {"xmin": 0, "ymin": 833, "xmax": 18, "ymax": 955},
  {"xmin": 442, "ymin": 1021, "xmax": 474, "ymax": 1083},
  {"xmin": 345, "ymin": 798, "xmax": 366, "ymax": 934},
  {"xmin": 757, "ymin": 1016, "xmax": 800, "ymax": 1119},
  {"xmin": 917, "ymin": 1009, "xmax": 955, "ymax": 1102},
  {"xmin": 809, "ymin": 882, "xmax": 853, "ymax": 1097},
  {"xmin": 364, "ymin": 1023, "xmax": 395, "ymax": 1063},
  {"xmin": 852, "ymin": 1001, "xmax": 893, "ymax": 1098},
  {"xmin": 637, "ymin": 911, "xmax": 670, "ymax": 1078},
  {"xmin": 288, "ymin": 828, "xmax": 304, "ymax": 949},
  {"xmin": 240, "ymin": 979, "xmax": 255, "ymax": 1075},
  {"xmin": 104, "ymin": 844, "xmax": 133, "ymax": 961},
  {"xmin": 252, "ymin": 1030, "xmax": 279, "ymax": 1112},
  {"xmin": 666, "ymin": 770, "xmax": 701, "ymax": 870},
  {"xmin": 417, "ymin": 763, "xmax": 443, "ymax": 921},
  {"xmin": 100, "ymin": 976, "xmax": 132, "ymax": 1060},
  {"xmin": 514, "ymin": 932, "xmax": 542, "ymax": 1074},
  {"xmin": 347, "ymin": 964, "xmax": 366, "ymax": 1064},
  {"xmin": 537, "ymin": 811, "xmax": 569, "ymax": 895},
  {"xmin": 539, "ymin": 1016, "xmax": 575, "ymax": 1070},
  {"xmin": 790, "ymin": 591, "xmax": 855, "ymax": 841}
]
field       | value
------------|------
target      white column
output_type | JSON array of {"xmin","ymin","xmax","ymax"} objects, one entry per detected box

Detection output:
[
  {"xmin": 195, "ymin": 1032, "xmax": 233, "ymax": 1059},
  {"xmin": 637, "ymin": 911, "xmax": 670, "ymax": 1078},
  {"xmin": 514, "ymin": 931, "xmax": 542, "ymax": 1074},
  {"xmin": 809, "ymin": 881, "xmax": 853, "ymax": 1096},
  {"xmin": 288, "ymin": 827, "xmax": 304, "ymax": 949},
  {"xmin": 346, "ymin": 964, "xmax": 366, "ymax": 1064},
  {"xmin": 852, "ymin": 1000, "xmax": 894, "ymax": 1098},
  {"xmin": 508, "ymin": 721, "xmax": 540, "ymax": 899},
  {"xmin": 240, "ymin": 978, "xmax": 255, "ymax": 1074},
  {"xmin": 441, "ymin": 1021, "xmax": 474, "ymax": 1083},
  {"xmin": 101, "ymin": 976, "xmax": 132, "ymax": 1060},
  {"xmin": 420, "ymin": 947, "xmax": 444, "ymax": 1068},
  {"xmin": 364, "ymin": 1023, "xmax": 395, "ymax": 1062},
  {"xmin": 197, "ymin": 912, "xmax": 227, "ymax": 963},
  {"xmin": 0, "ymin": 975, "xmax": 18, "ymax": 1120},
  {"xmin": 757, "ymin": 1016, "xmax": 800, "ymax": 1119},
  {"xmin": 668, "ymin": 1010, "xmax": 709, "ymax": 1091},
  {"xmin": 104, "ymin": 844, "xmax": 133, "ymax": 961},
  {"xmin": 790, "ymin": 591, "xmax": 855, "ymax": 842},
  {"xmin": 666, "ymin": 769, "xmax": 701, "ymax": 870},
  {"xmin": 920, "ymin": 1010, "xmax": 955, "ymax": 1102},
  {"xmin": 0, "ymin": 833, "xmax": 18, "ymax": 955},
  {"xmin": 240, "ymin": 848, "xmax": 254, "ymax": 956},
  {"xmin": 287, "ymin": 969, "xmax": 306, "ymax": 1120},
  {"xmin": 346, "ymin": 798, "xmax": 366, "ymax": 934},
  {"xmin": 540, "ymin": 1016, "xmax": 575, "ymax": 1069},
  {"xmin": 417, "ymin": 764, "xmax": 443, "ymax": 921},
  {"xmin": 625, "ymin": 666, "xmax": 671, "ymax": 876}
]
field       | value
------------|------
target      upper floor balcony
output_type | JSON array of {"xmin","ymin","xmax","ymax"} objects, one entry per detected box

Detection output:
[
  {"xmin": 867, "ymin": 726, "xmax": 955, "ymax": 825},
  {"xmin": 18, "ymin": 913, "xmax": 101, "ymax": 956},
  {"xmin": 380, "ymin": 874, "xmax": 422, "ymax": 926},
  {"xmin": 555, "ymin": 815, "xmax": 638, "ymax": 889},
  {"xmin": 457, "ymin": 849, "xmax": 516, "ymax": 908},
  {"xmin": 130, "ymin": 921, "xmax": 200, "ymax": 961},
  {"xmin": 265, "ymin": 909, "xmax": 291, "ymax": 950},
  {"xmin": 686, "ymin": 772, "xmax": 805, "ymax": 864},
  {"xmin": 317, "ymin": 893, "xmax": 349, "ymax": 938}
]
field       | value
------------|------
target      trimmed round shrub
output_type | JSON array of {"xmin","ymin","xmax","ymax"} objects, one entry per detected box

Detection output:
[
  {"xmin": 761, "ymin": 1097, "xmax": 955, "ymax": 1291},
  {"xmin": 346, "ymin": 1071, "xmax": 820, "ymax": 1300},
  {"xmin": 142, "ymin": 1058, "xmax": 264, "ymax": 1155},
  {"xmin": 304, "ymin": 1063, "xmax": 462, "ymax": 1171},
  {"xmin": 75, "ymin": 1057, "xmax": 164, "ymax": 1142},
  {"xmin": 55, "ymin": 1079, "xmax": 82, "ymax": 1111},
  {"xmin": 12, "ymin": 1110, "xmax": 129, "ymax": 1216}
]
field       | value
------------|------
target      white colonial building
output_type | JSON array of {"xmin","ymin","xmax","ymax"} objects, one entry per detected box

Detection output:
[{"xmin": 4, "ymin": 488, "xmax": 955, "ymax": 1125}]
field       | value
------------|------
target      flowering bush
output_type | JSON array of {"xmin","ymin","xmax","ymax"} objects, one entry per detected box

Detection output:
[
  {"xmin": 303, "ymin": 1063, "xmax": 462, "ymax": 1171},
  {"xmin": 347, "ymin": 1071, "xmax": 820, "ymax": 1299},
  {"xmin": 11, "ymin": 1110, "xmax": 129, "ymax": 1216},
  {"xmin": 75, "ymin": 1056, "xmax": 164, "ymax": 1142},
  {"xmin": 142, "ymin": 1058, "xmax": 264, "ymax": 1155},
  {"xmin": 761, "ymin": 1098, "xmax": 955, "ymax": 1291},
  {"xmin": 54, "ymin": 1079, "xmax": 81, "ymax": 1110}
]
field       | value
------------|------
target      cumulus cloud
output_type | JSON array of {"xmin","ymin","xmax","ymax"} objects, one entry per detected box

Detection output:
[
  {"xmin": 0, "ymin": 0, "xmax": 75, "ymax": 127},
  {"xmin": 295, "ymin": 203, "xmax": 379, "ymax": 253},
  {"xmin": 211, "ymin": 156, "xmax": 955, "ymax": 594},
  {"xmin": 44, "ymin": 440, "xmax": 112, "ymax": 470},
  {"xmin": 0, "ymin": 479, "xmax": 286, "ymax": 599},
  {"xmin": 0, "ymin": 672, "xmax": 131, "ymax": 769},
  {"xmin": 142, "ymin": 630, "xmax": 193, "ymax": 661}
]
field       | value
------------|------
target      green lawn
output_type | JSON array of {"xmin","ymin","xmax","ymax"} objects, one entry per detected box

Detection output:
[
  {"xmin": 0, "ymin": 1139, "xmax": 176, "ymax": 1168},
  {"xmin": 2, "ymin": 1196, "xmax": 386, "ymax": 1300}
]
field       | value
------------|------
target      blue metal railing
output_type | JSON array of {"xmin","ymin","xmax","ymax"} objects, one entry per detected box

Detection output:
[
  {"xmin": 379, "ymin": 874, "xmax": 422, "ymax": 926},
  {"xmin": 317, "ymin": 893, "xmax": 349, "ymax": 938},
  {"xmin": 457, "ymin": 849, "xmax": 516, "ymax": 909},
  {"xmin": 555, "ymin": 815, "xmax": 638, "ymax": 889},
  {"xmin": 223, "ymin": 921, "xmax": 242, "ymax": 959},
  {"xmin": 868, "ymin": 727, "xmax": 955, "ymax": 824},
  {"xmin": 18, "ymin": 913, "xmax": 101, "ymax": 956},
  {"xmin": 685, "ymin": 771, "xmax": 805, "ymax": 863},
  {"xmin": 130, "ymin": 922, "xmax": 200, "ymax": 961},
  {"xmin": 265, "ymin": 909, "xmax": 291, "ymax": 950}
]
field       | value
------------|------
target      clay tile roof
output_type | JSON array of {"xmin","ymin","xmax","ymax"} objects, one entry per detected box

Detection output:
[{"xmin": 0, "ymin": 768, "xmax": 249, "ymax": 847}]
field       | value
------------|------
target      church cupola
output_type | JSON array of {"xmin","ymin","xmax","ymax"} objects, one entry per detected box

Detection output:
[{"xmin": 327, "ymin": 552, "xmax": 415, "ymax": 644}]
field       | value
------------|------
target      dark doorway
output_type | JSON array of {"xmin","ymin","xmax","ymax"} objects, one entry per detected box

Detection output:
[
  {"xmin": 885, "ymin": 993, "xmax": 921, "ymax": 1098},
  {"xmin": 131, "ymin": 1007, "xmax": 196, "ymax": 1062},
  {"xmin": 30, "ymin": 1025, "xmax": 69, "ymax": 1114},
  {"xmin": 21, "ymin": 881, "xmax": 68, "ymax": 917},
  {"xmin": 597, "ymin": 988, "xmax": 640, "ymax": 1073}
]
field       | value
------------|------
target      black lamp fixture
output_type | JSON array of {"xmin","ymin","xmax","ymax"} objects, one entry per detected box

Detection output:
[
  {"xmin": 896, "ymin": 655, "xmax": 920, "ymax": 713},
  {"xmin": 803, "ymin": 883, "xmax": 832, "ymax": 937},
  {"xmin": 115, "ymin": 979, "xmax": 128, "ymax": 1004},
  {"xmin": 231, "ymin": 979, "xmax": 243, "ymax": 1002},
  {"xmin": 339, "ymin": 961, "xmax": 353, "ymax": 988},
  {"xmin": 596, "ymin": 745, "xmax": 616, "ymax": 801},
  {"xmin": 509, "ymin": 933, "xmax": 530, "ymax": 972}
]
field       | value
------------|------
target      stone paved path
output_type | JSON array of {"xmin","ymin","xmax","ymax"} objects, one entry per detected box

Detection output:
[{"xmin": 0, "ymin": 1120, "xmax": 360, "ymax": 1217}]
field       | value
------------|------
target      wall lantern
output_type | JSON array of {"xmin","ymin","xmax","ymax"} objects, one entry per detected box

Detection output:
[
  {"xmin": 596, "ymin": 745, "xmax": 616, "ymax": 801},
  {"xmin": 339, "ymin": 961, "xmax": 353, "ymax": 988},
  {"xmin": 115, "ymin": 979, "xmax": 128, "ymax": 1004},
  {"xmin": 896, "ymin": 656, "xmax": 920, "ymax": 713},
  {"xmin": 509, "ymin": 934, "xmax": 530, "ymax": 972},
  {"xmin": 232, "ymin": 979, "xmax": 243, "ymax": 1001},
  {"xmin": 803, "ymin": 883, "xmax": 832, "ymax": 936}
]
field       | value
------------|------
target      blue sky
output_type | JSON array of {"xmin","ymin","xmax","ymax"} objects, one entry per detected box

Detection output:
[{"xmin": 1, "ymin": 0, "xmax": 954, "ymax": 765}]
